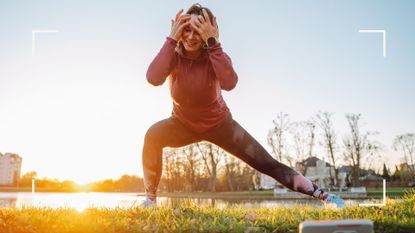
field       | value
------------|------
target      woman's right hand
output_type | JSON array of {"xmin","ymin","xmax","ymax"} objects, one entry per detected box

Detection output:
[{"xmin": 169, "ymin": 9, "xmax": 191, "ymax": 42}]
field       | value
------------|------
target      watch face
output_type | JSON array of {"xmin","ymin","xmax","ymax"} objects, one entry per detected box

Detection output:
[{"xmin": 208, "ymin": 37, "xmax": 216, "ymax": 47}]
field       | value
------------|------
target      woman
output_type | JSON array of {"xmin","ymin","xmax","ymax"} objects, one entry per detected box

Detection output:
[{"xmin": 142, "ymin": 4, "xmax": 343, "ymax": 208}]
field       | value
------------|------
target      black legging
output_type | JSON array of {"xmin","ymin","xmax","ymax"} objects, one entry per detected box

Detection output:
[{"xmin": 142, "ymin": 114, "xmax": 319, "ymax": 199}]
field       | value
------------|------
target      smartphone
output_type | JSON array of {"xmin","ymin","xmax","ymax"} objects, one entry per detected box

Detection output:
[{"xmin": 299, "ymin": 220, "xmax": 373, "ymax": 233}]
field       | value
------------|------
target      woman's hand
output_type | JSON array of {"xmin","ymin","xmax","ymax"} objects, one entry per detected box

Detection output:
[
  {"xmin": 169, "ymin": 9, "xmax": 191, "ymax": 41},
  {"xmin": 190, "ymin": 9, "xmax": 219, "ymax": 42}
]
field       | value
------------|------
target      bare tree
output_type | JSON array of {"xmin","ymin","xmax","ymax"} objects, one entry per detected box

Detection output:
[
  {"xmin": 162, "ymin": 148, "xmax": 185, "ymax": 191},
  {"xmin": 343, "ymin": 113, "xmax": 378, "ymax": 186},
  {"xmin": 162, "ymin": 148, "xmax": 173, "ymax": 192},
  {"xmin": 290, "ymin": 119, "xmax": 316, "ymax": 174},
  {"xmin": 306, "ymin": 119, "xmax": 317, "ymax": 158},
  {"xmin": 181, "ymin": 144, "xmax": 201, "ymax": 192},
  {"xmin": 268, "ymin": 112, "xmax": 293, "ymax": 166},
  {"xmin": 225, "ymin": 157, "xmax": 256, "ymax": 191},
  {"xmin": 197, "ymin": 142, "xmax": 223, "ymax": 192},
  {"xmin": 316, "ymin": 111, "xmax": 339, "ymax": 187},
  {"xmin": 223, "ymin": 154, "xmax": 238, "ymax": 191},
  {"xmin": 290, "ymin": 121, "xmax": 308, "ymax": 164},
  {"xmin": 365, "ymin": 139, "xmax": 382, "ymax": 172},
  {"xmin": 239, "ymin": 162, "xmax": 257, "ymax": 191},
  {"xmin": 393, "ymin": 133, "xmax": 415, "ymax": 175}
]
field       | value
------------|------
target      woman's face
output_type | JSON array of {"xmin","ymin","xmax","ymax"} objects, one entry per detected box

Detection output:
[{"xmin": 181, "ymin": 14, "xmax": 204, "ymax": 52}]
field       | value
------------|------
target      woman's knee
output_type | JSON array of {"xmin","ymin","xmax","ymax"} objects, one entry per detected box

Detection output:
[
  {"xmin": 143, "ymin": 117, "xmax": 184, "ymax": 148},
  {"xmin": 144, "ymin": 121, "xmax": 165, "ymax": 147}
]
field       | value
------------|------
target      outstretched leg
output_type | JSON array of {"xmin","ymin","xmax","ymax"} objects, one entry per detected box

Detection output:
[
  {"xmin": 205, "ymin": 117, "xmax": 323, "ymax": 198},
  {"xmin": 142, "ymin": 117, "xmax": 197, "ymax": 200}
]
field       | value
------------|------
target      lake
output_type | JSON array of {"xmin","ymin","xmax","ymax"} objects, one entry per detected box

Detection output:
[{"xmin": 0, "ymin": 192, "xmax": 369, "ymax": 210}]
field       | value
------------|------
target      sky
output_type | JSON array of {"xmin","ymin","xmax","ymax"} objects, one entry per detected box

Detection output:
[{"xmin": 0, "ymin": 0, "xmax": 414, "ymax": 184}]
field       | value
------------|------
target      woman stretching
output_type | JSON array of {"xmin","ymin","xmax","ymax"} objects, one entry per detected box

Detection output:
[{"xmin": 142, "ymin": 3, "xmax": 344, "ymax": 208}]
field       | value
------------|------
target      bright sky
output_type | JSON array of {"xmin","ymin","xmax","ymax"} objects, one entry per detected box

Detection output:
[{"xmin": 1, "ymin": 1, "xmax": 414, "ymax": 184}]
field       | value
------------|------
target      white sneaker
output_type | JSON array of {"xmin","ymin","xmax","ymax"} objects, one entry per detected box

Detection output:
[
  {"xmin": 140, "ymin": 198, "xmax": 157, "ymax": 208},
  {"xmin": 324, "ymin": 194, "xmax": 344, "ymax": 208}
]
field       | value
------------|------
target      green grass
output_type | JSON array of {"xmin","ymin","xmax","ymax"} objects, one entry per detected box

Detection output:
[
  {"xmin": 159, "ymin": 187, "xmax": 414, "ymax": 199},
  {"xmin": 367, "ymin": 187, "xmax": 414, "ymax": 197},
  {"xmin": 157, "ymin": 190, "xmax": 276, "ymax": 199},
  {"xmin": 1, "ymin": 192, "xmax": 414, "ymax": 233}
]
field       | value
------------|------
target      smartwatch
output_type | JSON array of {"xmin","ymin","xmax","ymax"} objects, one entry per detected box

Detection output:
[{"xmin": 207, "ymin": 37, "xmax": 218, "ymax": 47}]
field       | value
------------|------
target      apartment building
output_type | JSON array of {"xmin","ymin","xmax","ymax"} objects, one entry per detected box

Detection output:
[{"xmin": 0, "ymin": 152, "xmax": 22, "ymax": 186}]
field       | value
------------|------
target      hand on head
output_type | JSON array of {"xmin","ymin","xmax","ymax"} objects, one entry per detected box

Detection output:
[
  {"xmin": 169, "ymin": 9, "xmax": 218, "ymax": 43},
  {"xmin": 169, "ymin": 9, "xmax": 191, "ymax": 41},
  {"xmin": 189, "ymin": 9, "xmax": 218, "ymax": 42}
]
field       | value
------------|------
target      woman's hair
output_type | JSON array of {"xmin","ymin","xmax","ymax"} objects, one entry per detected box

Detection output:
[{"xmin": 186, "ymin": 3, "xmax": 214, "ymax": 25}]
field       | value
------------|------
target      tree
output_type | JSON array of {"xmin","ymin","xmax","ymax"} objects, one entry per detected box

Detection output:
[
  {"xmin": 365, "ymin": 139, "xmax": 382, "ymax": 172},
  {"xmin": 316, "ymin": 111, "xmax": 339, "ymax": 187},
  {"xmin": 182, "ymin": 144, "xmax": 201, "ymax": 192},
  {"xmin": 162, "ymin": 148, "xmax": 185, "ymax": 192},
  {"xmin": 290, "ymin": 121, "xmax": 308, "ymax": 165},
  {"xmin": 197, "ymin": 142, "xmax": 222, "ymax": 192},
  {"xmin": 393, "ymin": 133, "xmax": 415, "ymax": 175},
  {"xmin": 306, "ymin": 119, "xmax": 317, "ymax": 159},
  {"xmin": 162, "ymin": 148, "xmax": 174, "ymax": 192},
  {"xmin": 223, "ymin": 154, "xmax": 238, "ymax": 191},
  {"xmin": 268, "ymin": 112, "xmax": 293, "ymax": 166},
  {"xmin": 290, "ymin": 119, "xmax": 316, "ymax": 174},
  {"xmin": 382, "ymin": 163, "xmax": 390, "ymax": 181},
  {"xmin": 114, "ymin": 175, "xmax": 144, "ymax": 192},
  {"xmin": 17, "ymin": 171, "xmax": 38, "ymax": 187},
  {"xmin": 343, "ymin": 113, "xmax": 376, "ymax": 186}
]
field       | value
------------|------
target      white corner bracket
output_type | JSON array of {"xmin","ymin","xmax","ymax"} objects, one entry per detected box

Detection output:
[
  {"xmin": 358, "ymin": 29, "xmax": 386, "ymax": 57},
  {"xmin": 359, "ymin": 179, "xmax": 386, "ymax": 207},
  {"xmin": 32, "ymin": 30, "xmax": 59, "ymax": 56}
]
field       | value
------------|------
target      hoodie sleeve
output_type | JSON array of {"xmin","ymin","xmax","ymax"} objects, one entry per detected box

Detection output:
[
  {"xmin": 207, "ymin": 43, "xmax": 238, "ymax": 91},
  {"xmin": 146, "ymin": 37, "xmax": 178, "ymax": 86}
]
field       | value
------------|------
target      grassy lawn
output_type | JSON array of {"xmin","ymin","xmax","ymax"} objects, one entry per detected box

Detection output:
[
  {"xmin": 367, "ymin": 187, "xmax": 414, "ymax": 197},
  {"xmin": 3, "ymin": 187, "xmax": 413, "ymax": 198},
  {"xmin": 1, "ymin": 192, "xmax": 414, "ymax": 233},
  {"xmin": 157, "ymin": 187, "xmax": 415, "ymax": 199},
  {"xmin": 156, "ymin": 190, "xmax": 276, "ymax": 199}
]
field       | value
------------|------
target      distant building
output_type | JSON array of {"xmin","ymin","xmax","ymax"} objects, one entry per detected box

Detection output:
[
  {"xmin": 359, "ymin": 170, "xmax": 383, "ymax": 181},
  {"xmin": 0, "ymin": 152, "xmax": 22, "ymax": 186},
  {"xmin": 259, "ymin": 157, "xmax": 337, "ymax": 190},
  {"xmin": 298, "ymin": 157, "xmax": 336, "ymax": 189}
]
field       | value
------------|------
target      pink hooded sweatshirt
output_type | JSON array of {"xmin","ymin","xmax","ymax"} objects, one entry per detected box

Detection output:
[{"xmin": 146, "ymin": 37, "xmax": 238, "ymax": 133}]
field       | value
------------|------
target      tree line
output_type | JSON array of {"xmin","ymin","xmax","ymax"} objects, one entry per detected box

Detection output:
[
  {"xmin": 159, "ymin": 142, "xmax": 256, "ymax": 192},
  {"xmin": 13, "ymin": 111, "xmax": 415, "ymax": 192},
  {"xmin": 267, "ymin": 111, "xmax": 415, "ymax": 187},
  {"xmin": 16, "ymin": 172, "xmax": 145, "ymax": 192}
]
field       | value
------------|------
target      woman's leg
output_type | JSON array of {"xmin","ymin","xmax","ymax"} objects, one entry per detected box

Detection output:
[
  {"xmin": 205, "ymin": 117, "xmax": 323, "ymax": 198},
  {"xmin": 142, "ymin": 117, "xmax": 198, "ymax": 200}
]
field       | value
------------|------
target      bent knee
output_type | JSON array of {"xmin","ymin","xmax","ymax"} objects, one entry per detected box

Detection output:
[{"xmin": 144, "ymin": 123, "xmax": 163, "ymax": 146}]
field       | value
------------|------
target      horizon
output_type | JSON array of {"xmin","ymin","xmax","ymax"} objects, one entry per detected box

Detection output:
[
  {"xmin": 2, "ymin": 152, "xmax": 407, "ymax": 186},
  {"xmin": 1, "ymin": 0, "xmax": 414, "ymax": 184}
]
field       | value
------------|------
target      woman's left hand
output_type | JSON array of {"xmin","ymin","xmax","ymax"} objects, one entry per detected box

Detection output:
[{"xmin": 190, "ymin": 9, "xmax": 219, "ymax": 42}]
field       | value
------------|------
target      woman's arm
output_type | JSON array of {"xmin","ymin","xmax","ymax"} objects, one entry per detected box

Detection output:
[
  {"xmin": 146, "ymin": 37, "xmax": 178, "ymax": 86},
  {"xmin": 190, "ymin": 10, "xmax": 238, "ymax": 91},
  {"xmin": 147, "ymin": 10, "xmax": 190, "ymax": 86},
  {"xmin": 207, "ymin": 43, "xmax": 238, "ymax": 91}
]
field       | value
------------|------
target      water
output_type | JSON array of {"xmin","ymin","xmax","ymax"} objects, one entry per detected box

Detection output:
[{"xmin": 0, "ymin": 192, "xmax": 366, "ymax": 210}]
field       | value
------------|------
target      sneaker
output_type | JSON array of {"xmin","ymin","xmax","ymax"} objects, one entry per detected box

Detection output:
[
  {"xmin": 140, "ymin": 198, "xmax": 157, "ymax": 208},
  {"xmin": 324, "ymin": 193, "xmax": 344, "ymax": 208}
]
